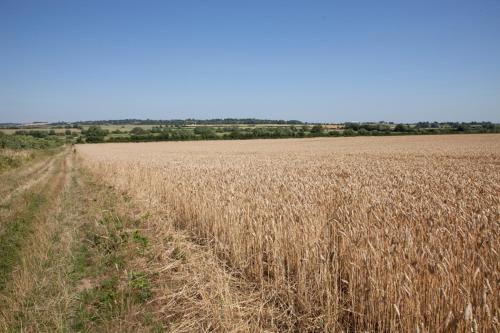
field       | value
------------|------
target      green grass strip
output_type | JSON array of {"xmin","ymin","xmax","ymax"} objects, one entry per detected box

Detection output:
[{"xmin": 0, "ymin": 192, "xmax": 46, "ymax": 290}]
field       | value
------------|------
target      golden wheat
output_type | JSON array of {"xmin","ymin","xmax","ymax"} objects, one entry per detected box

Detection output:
[{"xmin": 78, "ymin": 134, "xmax": 500, "ymax": 332}]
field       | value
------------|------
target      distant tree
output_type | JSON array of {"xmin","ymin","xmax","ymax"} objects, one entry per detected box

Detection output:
[
  {"xmin": 415, "ymin": 122, "xmax": 430, "ymax": 129},
  {"xmin": 329, "ymin": 130, "xmax": 341, "ymax": 137},
  {"xmin": 311, "ymin": 125, "xmax": 324, "ymax": 134},
  {"xmin": 394, "ymin": 124, "xmax": 407, "ymax": 132},
  {"xmin": 130, "ymin": 127, "xmax": 147, "ymax": 135},
  {"xmin": 482, "ymin": 122, "xmax": 495, "ymax": 130},
  {"xmin": 194, "ymin": 127, "xmax": 217, "ymax": 139},
  {"xmin": 28, "ymin": 130, "xmax": 48, "ymax": 138},
  {"xmin": 344, "ymin": 123, "xmax": 360, "ymax": 131},
  {"xmin": 378, "ymin": 124, "xmax": 392, "ymax": 132},
  {"xmin": 85, "ymin": 126, "xmax": 107, "ymax": 143},
  {"xmin": 343, "ymin": 129, "xmax": 356, "ymax": 136},
  {"xmin": 358, "ymin": 128, "xmax": 369, "ymax": 135}
]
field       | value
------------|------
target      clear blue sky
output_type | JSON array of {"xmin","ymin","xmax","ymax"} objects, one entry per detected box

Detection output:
[{"xmin": 1, "ymin": 0, "xmax": 499, "ymax": 123}]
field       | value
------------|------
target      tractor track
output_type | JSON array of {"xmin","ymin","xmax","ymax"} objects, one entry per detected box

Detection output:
[{"xmin": 0, "ymin": 151, "xmax": 64, "ymax": 207}]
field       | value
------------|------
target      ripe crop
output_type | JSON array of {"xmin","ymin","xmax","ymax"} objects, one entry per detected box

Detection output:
[{"xmin": 78, "ymin": 135, "xmax": 500, "ymax": 331}]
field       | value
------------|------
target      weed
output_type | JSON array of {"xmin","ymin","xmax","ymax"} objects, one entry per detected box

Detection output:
[
  {"xmin": 163, "ymin": 234, "xmax": 174, "ymax": 245},
  {"xmin": 132, "ymin": 230, "xmax": 149, "ymax": 250},
  {"xmin": 129, "ymin": 271, "xmax": 152, "ymax": 302},
  {"xmin": 72, "ymin": 277, "xmax": 120, "ymax": 330},
  {"xmin": 171, "ymin": 246, "xmax": 186, "ymax": 261}
]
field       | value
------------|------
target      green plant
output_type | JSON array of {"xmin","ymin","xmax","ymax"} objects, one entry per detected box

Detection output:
[
  {"xmin": 129, "ymin": 272, "xmax": 152, "ymax": 302},
  {"xmin": 171, "ymin": 246, "xmax": 186, "ymax": 261},
  {"xmin": 132, "ymin": 230, "xmax": 149, "ymax": 250}
]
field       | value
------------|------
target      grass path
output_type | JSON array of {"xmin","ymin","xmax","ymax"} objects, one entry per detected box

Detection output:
[
  {"xmin": 0, "ymin": 150, "xmax": 70, "ymax": 329},
  {"xmin": 0, "ymin": 149, "xmax": 60, "ymax": 204},
  {"xmin": 0, "ymin": 151, "xmax": 66, "ymax": 290},
  {"xmin": 0, "ymin": 149, "xmax": 163, "ymax": 331}
]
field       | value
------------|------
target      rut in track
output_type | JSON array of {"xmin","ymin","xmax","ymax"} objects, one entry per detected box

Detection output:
[{"xmin": 0, "ymin": 151, "xmax": 62, "ymax": 207}]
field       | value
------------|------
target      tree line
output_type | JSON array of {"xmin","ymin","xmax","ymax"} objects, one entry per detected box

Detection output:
[
  {"xmin": 81, "ymin": 122, "xmax": 500, "ymax": 143},
  {"xmin": 2, "ymin": 121, "xmax": 498, "ymax": 144}
]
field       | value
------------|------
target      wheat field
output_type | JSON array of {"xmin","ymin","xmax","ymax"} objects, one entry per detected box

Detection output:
[{"xmin": 77, "ymin": 134, "xmax": 500, "ymax": 332}]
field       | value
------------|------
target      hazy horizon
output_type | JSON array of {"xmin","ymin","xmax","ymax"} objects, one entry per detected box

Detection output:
[
  {"xmin": 1, "ymin": 1, "xmax": 500, "ymax": 123},
  {"xmin": 1, "ymin": 117, "xmax": 499, "ymax": 126}
]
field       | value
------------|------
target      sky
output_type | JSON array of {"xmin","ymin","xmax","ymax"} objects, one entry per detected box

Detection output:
[{"xmin": 1, "ymin": 0, "xmax": 499, "ymax": 123}]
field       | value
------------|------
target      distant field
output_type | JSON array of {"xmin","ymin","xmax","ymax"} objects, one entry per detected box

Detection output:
[
  {"xmin": 78, "ymin": 134, "xmax": 500, "ymax": 332},
  {"xmin": 0, "ymin": 128, "xmax": 81, "ymax": 134},
  {"xmin": 0, "ymin": 125, "xmax": 151, "ymax": 133},
  {"xmin": 80, "ymin": 124, "xmax": 157, "ymax": 131},
  {"xmin": 80, "ymin": 123, "xmax": 303, "ymax": 130},
  {"xmin": 183, "ymin": 123, "xmax": 312, "ymax": 128},
  {"xmin": 0, "ymin": 123, "xmax": 307, "ymax": 133}
]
